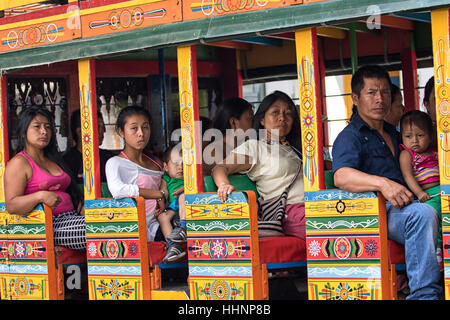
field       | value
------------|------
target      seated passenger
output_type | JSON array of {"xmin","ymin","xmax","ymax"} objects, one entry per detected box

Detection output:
[
  {"xmin": 212, "ymin": 91, "xmax": 305, "ymax": 239},
  {"xmin": 203, "ymin": 97, "xmax": 254, "ymax": 175},
  {"xmin": 423, "ymin": 76, "xmax": 436, "ymax": 127},
  {"xmin": 399, "ymin": 110, "xmax": 442, "ymax": 269},
  {"xmin": 63, "ymin": 109, "xmax": 114, "ymax": 184},
  {"xmin": 5, "ymin": 106, "xmax": 85, "ymax": 250},
  {"xmin": 384, "ymin": 84, "xmax": 405, "ymax": 129},
  {"xmin": 105, "ymin": 106, "xmax": 186, "ymax": 263},
  {"xmin": 161, "ymin": 145, "xmax": 187, "ymax": 245},
  {"xmin": 332, "ymin": 65, "xmax": 441, "ymax": 300}
]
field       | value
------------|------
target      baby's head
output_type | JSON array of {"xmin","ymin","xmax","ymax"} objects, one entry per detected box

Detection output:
[
  {"xmin": 400, "ymin": 110, "xmax": 435, "ymax": 153},
  {"xmin": 163, "ymin": 144, "xmax": 183, "ymax": 179}
]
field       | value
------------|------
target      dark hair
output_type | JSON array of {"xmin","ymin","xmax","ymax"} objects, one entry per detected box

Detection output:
[
  {"xmin": 116, "ymin": 105, "xmax": 152, "ymax": 133},
  {"xmin": 400, "ymin": 110, "xmax": 434, "ymax": 142},
  {"xmin": 424, "ymin": 76, "xmax": 434, "ymax": 104},
  {"xmin": 349, "ymin": 65, "xmax": 392, "ymax": 121},
  {"xmin": 391, "ymin": 84, "xmax": 401, "ymax": 103},
  {"xmin": 253, "ymin": 91, "xmax": 301, "ymax": 152},
  {"xmin": 16, "ymin": 106, "xmax": 58, "ymax": 156},
  {"xmin": 16, "ymin": 106, "xmax": 82, "ymax": 209},
  {"xmin": 70, "ymin": 109, "xmax": 105, "ymax": 143},
  {"xmin": 351, "ymin": 65, "xmax": 392, "ymax": 97},
  {"xmin": 212, "ymin": 98, "xmax": 253, "ymax": 134},
  {"xmin": 162, "ymin": 143, "xmax": 181, "ymax": 163}
]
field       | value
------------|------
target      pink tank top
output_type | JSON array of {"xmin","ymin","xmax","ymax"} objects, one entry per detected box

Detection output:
[
  {"xmin": 400, "ymin": 144, "xmax": 440, "ymax": 185},
  {"xmin": 120, "ymin": 152, "xmax": 163, "ymax": 217},
  {"xmin": 19, "ymin": 151, "xmax": 74, "ymax": 216}
]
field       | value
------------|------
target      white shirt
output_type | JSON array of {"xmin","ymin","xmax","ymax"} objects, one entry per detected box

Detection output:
[
  {"xmin": 105, "ymin": 156, "xmax": 163, "ymax": 241},
  {"xmin": 232, "ymin": 139, "xmax": 304, "ymax": 204}
]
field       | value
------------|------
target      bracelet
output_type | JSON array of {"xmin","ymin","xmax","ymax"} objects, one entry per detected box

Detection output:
[
  {"xmin": 211, "ymin": 164, "xmax": 229, "ymax": 174},
  {"xmin": 157, "ymin": 190, "xmax": 166, "ymax": 202}
]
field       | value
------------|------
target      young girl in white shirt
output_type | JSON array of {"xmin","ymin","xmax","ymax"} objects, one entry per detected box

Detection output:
[{"xmin": 105, "ymin": 106, "xmax": 186, "ymax": 263}]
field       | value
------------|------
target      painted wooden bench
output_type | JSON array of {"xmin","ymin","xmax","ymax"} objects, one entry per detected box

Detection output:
[
  {"xmin": 305, "ymin": 189, "xmax": 405, "ymax": 300},
  {"xmin": 0, "ymin": 203, "xmax": 86, "ymax": 300}
]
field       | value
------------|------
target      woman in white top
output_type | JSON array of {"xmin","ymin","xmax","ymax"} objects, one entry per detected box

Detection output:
[
  {"xmin": 105, "ymin": 106, "xmax": 186, "ymax": 263},
  {"xmin": 212, "ymin": 91, "xmax": 305, "ymax": 239}
]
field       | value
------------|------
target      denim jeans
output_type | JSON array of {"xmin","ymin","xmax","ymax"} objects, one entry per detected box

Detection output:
[{"xmin": 386, "ymin": 200, "xmax": 442, "ymax": 300}]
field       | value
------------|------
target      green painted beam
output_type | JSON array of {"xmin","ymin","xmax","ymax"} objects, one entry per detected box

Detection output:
[
  {"xmin": 1, "ymin": 0, "xmax": 449, "ymax": 72},
  {"xmin": 349, "ymin": 23, "xmax": 358, "ymax": 74}
]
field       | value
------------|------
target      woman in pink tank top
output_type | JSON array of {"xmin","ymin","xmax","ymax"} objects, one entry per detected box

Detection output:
[
  {"xmin": 106, "ymin": 106, "xmax": 186, "ymax": 263},
  {"xmin": 4, "ymin": 106, "xmax": 85, "ymax": 250}
]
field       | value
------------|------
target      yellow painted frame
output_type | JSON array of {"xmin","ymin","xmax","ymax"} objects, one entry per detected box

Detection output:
[
  {"xmin": 431, "ymin": 8, "xmax": 450, "ymax": 300},
  {"xmin": 78, "ymin": 59, "xmax": 101, "ymax": 200},
  {"xmin": 295, "ymin": 28, "xmax": 325, "ymax": 192},
  {"xmin": 177, "ymin": 45, "xmax": 203, "ymax": 195}
]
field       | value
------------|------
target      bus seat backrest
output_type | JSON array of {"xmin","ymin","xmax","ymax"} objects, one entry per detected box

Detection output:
[
  {"xmin": 185, "ymin": 191, "xmax": 263, "ymax": 299},
  {"xmin": 1, "ymin": 204, "xmax": 57, "ymax": 300},
  {"xmin": 203, "ymin": 175, "xmax": 259, "ymax": 198},
  {"xmin": 84, "ymin": 197, "xmax": 150, "ymax": 300}
]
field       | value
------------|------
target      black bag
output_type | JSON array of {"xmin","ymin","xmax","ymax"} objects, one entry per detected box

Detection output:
[{"xmin": 257, "ymin": 163, "xmax": 301, "ymax": 238}]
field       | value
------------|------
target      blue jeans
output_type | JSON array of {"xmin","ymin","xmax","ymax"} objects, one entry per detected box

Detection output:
[{"xmin": 386, "ymin": 200, "xmax": 442, "ymax": 300}]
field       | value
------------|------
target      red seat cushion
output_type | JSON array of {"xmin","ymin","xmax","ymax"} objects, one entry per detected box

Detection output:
[
  {"xmin": 55, "ymin": 246, "xmax": 86, "ymax": 265},
  {"xmin": 388, "ymin": 240, "xmax": 405, "ymax": 265},
  {"xmin": 148, "ymin": 237, "xmax": 306, "ymax": 266},
  {"xmin": 259, "ymin": 236, "xmax": 306, "ymax": 264},
  {"xmin": 148, "ymin": 241, "xmax": 187, "ymax": 266}
]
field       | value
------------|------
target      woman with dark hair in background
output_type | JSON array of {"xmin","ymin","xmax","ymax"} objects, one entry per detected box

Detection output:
[
  {"xmin": 423, "ymin": 76, "xmax": 436, "ymax": 126},
  {"xmin": 203, "ymin": 97, "xmax": 254, "ymax": 175},
  {"xmin": 4, "ymin": 106, "xmax": 85, "ymax": 250},
  {"xmin": 63, "ymin": 109, "xmax": 114, "ymax": 184},
  {"xmin": 212, "ymin": 91, "xmax": 306, "ymax": 239},
  {"xmin": 384, "ymin": 84, "xmax": 405, "ymax": 128}
]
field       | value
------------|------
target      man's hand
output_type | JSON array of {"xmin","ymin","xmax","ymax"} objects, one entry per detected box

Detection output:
[{"xmin": 379, "ymin": 177, "xmax": 414, "ymax": 208}]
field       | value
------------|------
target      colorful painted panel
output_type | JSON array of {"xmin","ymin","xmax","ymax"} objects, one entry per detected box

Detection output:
[
  {"xmin": 430, "ymin": 8, "xmax": 450, "ymax": 300},
  {"xmin": 189, "ymin": 278, "xmax": 253, "ymax": 300},
  {"xmin": 305, "ymin": 190, "xmax": 388, "ymax": 300},
  {"xmin": 0, "ymin": 208, "xmax": 8, "ymax": 300},
  {"xmin": 1, "ymin": 205, "xmax": 53, "ymax": 300},
  {"xmin": 308, "ymin": 278, "xmax": 381, "ymax": 300},
  {"xmin": 178, "ymin": 46, "xmax": 203, "ymax": 195},
  {"xmin": 78, "ymin": 59, "xmax": 101, "ymax": 201},
  {"xmin": 186, "ymin": 192, "xmax": 260, "ymax": 300},
  {"xmin": 295, "ymin": 28, "xmax": 324, "ymax": 192},
  {"xmin": 0, "ymin": 8, "xmax": 81, "ymax": 53},
  {"xmin": 182, "ymin": 0, "xmax": 301, "ymax": 20},
  {"xmin": 85, "ymin": 198, "xmax": 150, "ymax": 300},
  {"xmin": 81, "ymin": 0, "xmax": 181, "ymax": 39}
]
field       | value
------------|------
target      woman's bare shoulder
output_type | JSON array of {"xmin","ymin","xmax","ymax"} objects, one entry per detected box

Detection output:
[
  {"xmin": 8, "ymin": 153, "xmax": 30, "ymax": 167},
  {"xmin": 5, "ymin": 153, "xmax": 32, "ymax": 179}
]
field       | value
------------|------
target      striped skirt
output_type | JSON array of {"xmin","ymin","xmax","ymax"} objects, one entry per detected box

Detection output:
[{"xmin": 53, "ymin": 210, "xmax": 86, "ymax": 250}]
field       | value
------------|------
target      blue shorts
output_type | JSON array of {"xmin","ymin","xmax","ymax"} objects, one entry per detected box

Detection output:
[{"xmin": 168, "ymin": 194, "xmax": 181, "ymax": 212}]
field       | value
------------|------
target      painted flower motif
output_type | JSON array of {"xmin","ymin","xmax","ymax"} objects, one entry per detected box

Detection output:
[
  {"xmin": 15, "ymin": 241, "xmax": 26, "ymax": 258},
  {"xmin": 336, "ymin": 282, "xmax": 352, "ymax": 300},
  {"xmin": 88, "ymin": 242, "xmax": 97, "ymax": 257},
  {"xmin": 302, "ymin": 113, "xmax": 314, "ymax": 128},
  {"xmin": 83, "ymin": 133, "xmax": 91, "ymax": 145},
  {"xmin": 364, "ymin": 239, "xmax": 378, "ymax": 256},
  {"xmin": 128, "ymin": 241, "xmax": 138, "ymax": 256},
  {"xmin": 308, "ymin": 240, "xmax": 321, "ymax": 257},
  {"xmin": 210, "ymin": 239, "xmax": 226, "ymax": 259}
]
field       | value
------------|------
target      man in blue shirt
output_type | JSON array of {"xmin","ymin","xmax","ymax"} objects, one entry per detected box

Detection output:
[{"xmin": 332, "ymin": 65, "xmax": 442, "ymax": 300}]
